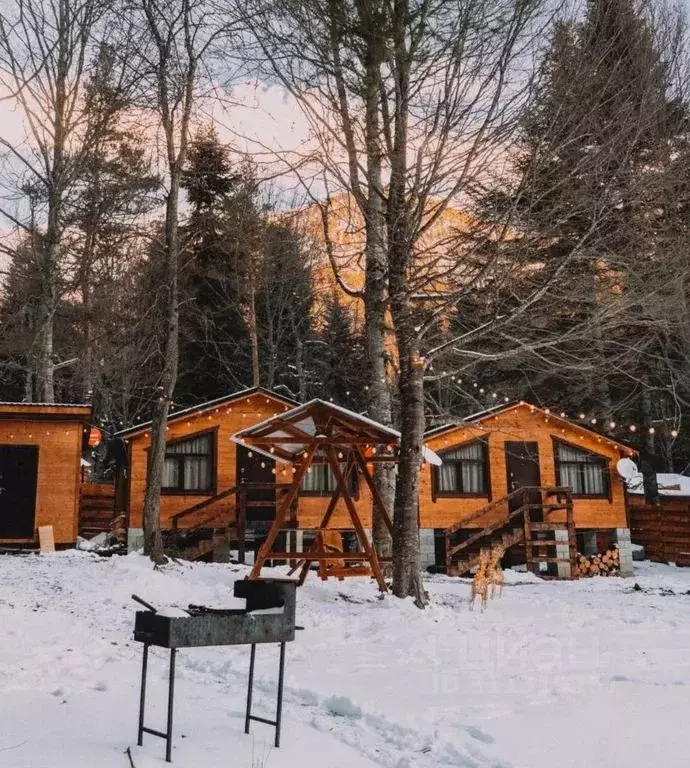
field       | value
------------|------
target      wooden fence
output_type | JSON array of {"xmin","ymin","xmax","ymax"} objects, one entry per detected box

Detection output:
[{"xmin": 628, "ymin": 495, "xmax": 690, "ymax": 566}]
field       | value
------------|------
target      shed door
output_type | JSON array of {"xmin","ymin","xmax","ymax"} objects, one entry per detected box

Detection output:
[
  {"xmin": 505, "ymin": 441, "xmax": 541, "ymax": 513},
  {"xmin": 0, "ymin": 446, "xmax": 39, "ymax": 538}
]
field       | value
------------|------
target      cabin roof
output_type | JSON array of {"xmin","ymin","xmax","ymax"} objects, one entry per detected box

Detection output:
[
  {"xmin": 233, "ymin": 398, "xmax": 442, "ymax": 465},
  {"xmin": 0, "ymin": 402, "xmax": 92, "ymax": 421},
  {"xmin": 424, "ymin": 400, "xmax": 635, "ymax": 455},
  {"xmin": 114, "ymin": 387, "xmax": 298, "ymax": 440}
]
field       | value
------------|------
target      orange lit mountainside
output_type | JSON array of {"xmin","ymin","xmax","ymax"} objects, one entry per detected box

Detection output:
[{"xmin": 279, "ymin": 193, "xmax": 512, "ymax": 327}]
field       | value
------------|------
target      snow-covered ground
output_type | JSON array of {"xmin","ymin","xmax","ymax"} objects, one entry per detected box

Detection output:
[{"xmin": 1, "ymin": 552, "xmax": 689, "ymax": 768}]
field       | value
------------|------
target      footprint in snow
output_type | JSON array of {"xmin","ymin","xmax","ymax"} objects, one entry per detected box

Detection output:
[{"xmin": 465, "ymin": 725, "xmax": 495, "ymax": 744}]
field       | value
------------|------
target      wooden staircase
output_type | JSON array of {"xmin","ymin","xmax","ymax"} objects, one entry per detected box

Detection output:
[
  {"xmin": 166, "ymin": 483, "xmax": 291, "ymax": 562},
  {"xmin": 445, "ymin": 486, "xmax": 577, "ymax": 579},
  {"xmin": 79, "ymin": 483, "xmax": 125, "ymax": 542}
]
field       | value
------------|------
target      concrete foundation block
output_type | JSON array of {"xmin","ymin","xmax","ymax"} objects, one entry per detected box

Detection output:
[
  {"xmin": 555, "ymin": 528, "xmax": 572, "ymax": 579},
  {"xmin": 615, "ymin": 528, "xmax": 634, "ymax": 577},
  {"xmin": 127, "ymin": 527, "xmax": 144, "ymax": 552},
  {"xmin": 419, "ymin": 528, "xmax": 436, "ymax": 569}
]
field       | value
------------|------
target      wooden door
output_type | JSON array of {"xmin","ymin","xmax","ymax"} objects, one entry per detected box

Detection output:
[
  {"xmin": 236, "ymin": 444, "xmax": 276, "ymax": 523},
  {"xmin": 505, "ymin": 441, "xmax": 541, "ymax": 513},
  {"xmin": 0, "ymin": 446, "xmax": 39, "ymax": 538}
]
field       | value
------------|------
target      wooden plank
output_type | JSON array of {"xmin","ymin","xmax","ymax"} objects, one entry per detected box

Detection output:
[{"xmin": 38, "ymin": 525, "xmax": 55, "ymax": 554}]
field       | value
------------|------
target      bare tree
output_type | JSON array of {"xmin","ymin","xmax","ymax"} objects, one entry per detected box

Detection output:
[
  {"xmin": 0, "ymin": 0, "xmax": 128, "ymax": 401},
  {"xmin": 129, "ymin": 0, "xmax": 235, "ymax": 562},
  {"xmin": 241, "ymin": 0, "xmax": 398, "ymax": 562},
  {"xmin": 246, "ymin": 0, "xmax": 558, "ymax": 603}
]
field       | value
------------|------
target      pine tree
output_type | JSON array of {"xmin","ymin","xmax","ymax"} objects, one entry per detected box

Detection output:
[{"xmin": 480, "ymin": 0, "xmax": 688, "ymax": 455}]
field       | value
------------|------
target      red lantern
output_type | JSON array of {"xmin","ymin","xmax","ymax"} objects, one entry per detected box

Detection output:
[{"xmin": 88, "ymin": 427, "xmax": 103, "ymax": 447}]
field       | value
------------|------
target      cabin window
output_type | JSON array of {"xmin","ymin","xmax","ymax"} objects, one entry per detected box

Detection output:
[
  {"xmin": 554, "ymin": 441, "xmax": 609, "ymax": 497},
  {"xmin": 434, "ymin": 440, "xmax": 489, "ymax": 496},
  {"xmin": 300, "ymin": 462, "xmax": 358, "ymax": 497},
  {"xmin": 162, "ymin": 432, "xmax": 214, "ymax": 493}
]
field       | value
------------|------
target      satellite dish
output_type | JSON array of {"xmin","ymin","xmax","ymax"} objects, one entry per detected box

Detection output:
[{"xmin": 616, "ymin": 457, "xmax": 639, "ymax": 483}]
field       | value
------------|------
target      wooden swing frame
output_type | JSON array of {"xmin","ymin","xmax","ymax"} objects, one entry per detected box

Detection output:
[{"xmin": 235, "ymin": 401, "xmax": 400, "ymax": 591}]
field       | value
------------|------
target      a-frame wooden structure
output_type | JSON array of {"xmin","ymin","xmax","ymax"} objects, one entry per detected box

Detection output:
[{"xmin": 232, "ymin": 399, "xmax": 441, "ymax": 591}]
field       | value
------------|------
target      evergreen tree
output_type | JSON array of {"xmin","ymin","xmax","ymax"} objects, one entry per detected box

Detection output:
[
  {"xmin": 312, "ymin": 291, "xmax": 366, "ymax": 409},
  {"xmin": 177, "ymin": 128, "xmax": 255, "ymax": 401},
  {"xmin": 474, "ymin": 0, "xmax": 689, "ymax": 463}
]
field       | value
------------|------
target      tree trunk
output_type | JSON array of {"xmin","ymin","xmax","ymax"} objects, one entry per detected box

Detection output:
[
  {"xmin": 247, "ymin": 272, "xmax": 260, "ymax": 387},
  {"xmin": 361, "ymin": 16, "xmax": 394, "ymax": 561},
  {"xmin": 640, "ymin": 384, "xmax": 655, "ymax": 455},
  {"xmin": 142, "ymin": 174, "xmax": 181, "ymax": 565},
  {"xmin": 363, "ymin": 191, "xmax": 395, "ymax": 561},
  {"xmin": 386, "ymin": 0, "xmax": 426, "ymax": 605},
  {"xmin": 35, "ymin": 193, "xmax": 62, "ymax": 403},
  {"xmin": 390, "ymin": 341, "xmax": 426, "ymax": 606}
]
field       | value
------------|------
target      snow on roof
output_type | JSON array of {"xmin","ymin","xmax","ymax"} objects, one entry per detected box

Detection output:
[
  {"xmin": 115, "ymin": 387, "xmax": 297, "ymax": 439},
  {"xmin": 627, "ymin": 472, "xmax": 690, "ymax": 497},
  {"xmin": 234, "ymin": 398, "xmax": 443, "ymax": 466}
]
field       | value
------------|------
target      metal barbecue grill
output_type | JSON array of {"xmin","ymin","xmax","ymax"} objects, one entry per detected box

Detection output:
[{"xmin": 132, "ymin": 577, "xmax": 297, "ymax": 762}]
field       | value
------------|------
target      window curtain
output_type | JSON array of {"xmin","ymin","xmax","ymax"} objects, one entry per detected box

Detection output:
[
  {"xmin": 438, "ymin": 441, "xmax": 485, "ymax": 493},
  {"xmin": 301, "ymin": 462, "xmax": 356, "ymax": 493},
  {"xmin": 302, "ymin": 463, "xmax": 331, "ymax": 492},
  {"xmin": 163, "ymin": 434, "xmax": 212, "ymax": 491},
  {"xmin": 556, "ymin": 442, "xmax": 605, "ymax": 495},
  {"xmin": 162, "ymin": 458, "xmax": 180, "ymax": 488},
  {"xmin": 438, "ymin": 464, "xmax": 457, "ymax": 492}
]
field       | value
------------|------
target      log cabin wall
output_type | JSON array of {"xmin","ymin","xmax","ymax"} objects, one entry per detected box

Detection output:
[
  {"xmin": 0, "ymin": 404, "xmax": 91, "ymax": 546},
  {"xmin": 123, "ymin": 391, "xmax": 295, "ymax": 531},
  {"xmin": 421, "ymin": 404, "xmax": 630, "ymax": 531},
  {"xmin": 628, "ymin": 495, "xmax": 690, "ymax": 565}
]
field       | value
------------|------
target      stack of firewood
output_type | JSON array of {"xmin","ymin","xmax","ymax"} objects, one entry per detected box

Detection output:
[{"xmin": 574, "ymin": 544, "xmax": 620, "ymax": 577}]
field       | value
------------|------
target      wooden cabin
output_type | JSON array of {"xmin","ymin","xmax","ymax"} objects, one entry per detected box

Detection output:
[
  {"xmin": 116, "ymin": 388, "xmax": 297, "ymax": 554},
  {"xmin": 114, "ymin": 393, "xmax": 637, "ymax": 576},
  {"xmin": 420, "ymin": 401, "xmax": 635, "ymax": 575},
  {"xmin": 0, "ymin": 402, "xmax": 91, "ymax": 547}
]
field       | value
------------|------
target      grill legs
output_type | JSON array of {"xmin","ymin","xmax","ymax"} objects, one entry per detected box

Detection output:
[
  {"xmin": 137, "ymin": 643, "xmax": 149, "ymax": 747},
  {"xmin": 166, "ymin": 649, "xmax": 176, "ymax": 762},
  {"xmin": 136, "ymin": 641, "xmax": 287, "ymax": 761},
  {"xmin": 136, "ymin": 645, "xmax": 177, "ymax": 763},
  {"xmin": 244, "ymin": 641, "xmax": 287, "ymax": 748},
  {"xmin": 244, "ymin": 643, "xmax": 256, "ymax": 736}
]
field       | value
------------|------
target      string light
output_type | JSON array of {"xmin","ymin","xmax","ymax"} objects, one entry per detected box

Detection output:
[
  {"xmin": 648, "ymin": 427, "xmax": 655, "ymax": 435},
  {"xmin": 671, "ymin": 429, "xmax": 678, "ymax": 438},
  {"xmin": 629, "ymin": 425, "xmax": 637, "ymax": 432}
]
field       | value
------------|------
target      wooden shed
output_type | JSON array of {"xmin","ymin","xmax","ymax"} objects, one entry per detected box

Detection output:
[
  {"xmin": 0, "ymin": 402, "xmax": 91, "ymax": 547},
  {"xmin": 627, "ymin": 474, "xmax": 690, "ymax": 566}
]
